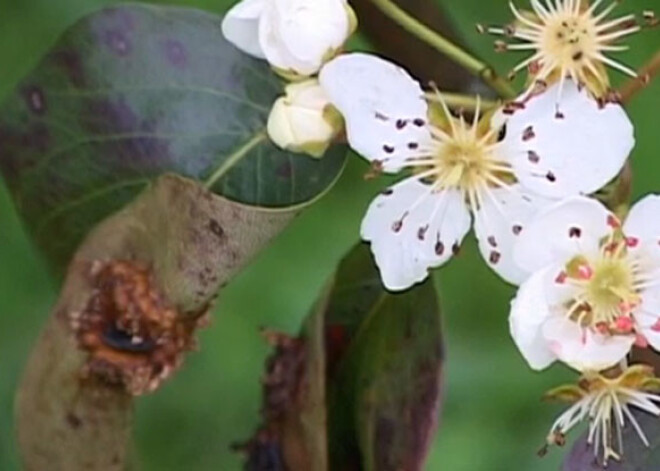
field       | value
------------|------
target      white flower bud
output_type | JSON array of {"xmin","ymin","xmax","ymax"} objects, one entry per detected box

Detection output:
[
  {"xmin": 222, "ymin": 0, "xmax": 356, "ymax": 76},
  {"xmin": 267, "ymin": 79, "xmax": 342, "ymax": 158}
]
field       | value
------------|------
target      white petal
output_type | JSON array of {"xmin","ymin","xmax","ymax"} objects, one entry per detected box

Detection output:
[
  {"xmin": 222, "ymin": 0, "xmax": 267, "ymax": 58},
  {"xmin": 497, "ymin": 80, "xmax": 634, "ymax": 198},
  {"xmin": 636, "ymin": 289, "xmax": 660, "ymax": 351},
  {"xmin": 258, "ymin": 4, "xmax": 297, "ymax": 70},
  {"xmin": 624, "ymin": 194, "xmax": 660, "ymax": 270},
  {"xmin": 361, "ymin": 178, "xmax": 471, "ymax": 291},
  {"xmin": 542, "ymin": 317, "xmax": 634, "ymax": 372},
  {"xmin": 319, "ymin": 53, "xmax": 431, "ymax": 172},
  {"xmin": 509, "ymin": 267, "xmax": 558, "ymax": 370},
  {"xmin": 473, "ymin": 185, "xmax": 553, "ymax": 285},
  {"xmin": 625, "ymin": 195, "xmax": 660, "ymax": 240},
  {"xmin": 274, "ymin": 0, "xmax": 349, "ymax": 69},
  {"xmin": 514, "ymin": 196, "xmax": 613, "ymax": 274}
]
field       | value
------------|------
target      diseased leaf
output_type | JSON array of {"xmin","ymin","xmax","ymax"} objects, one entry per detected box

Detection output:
[
  {"xmin": 563, "ymin": 411, "xmax": 660, "ymax": 471},
  {"xmin": 18, "ymin": 173, "xmax": 296, "ymax": 470},
  {"xmin": 324, "ymin": 244, "xmax": 444, "ymax": 471},
  {"xmin": 0, "ymin": 4, "xmax": 346, "ymax": 272},
  {"xmin": 239, "ymin": 243, "xmax": 443, "ymax": 471}
]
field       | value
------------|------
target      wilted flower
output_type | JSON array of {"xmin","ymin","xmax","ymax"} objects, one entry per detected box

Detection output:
[
  {"xmin": 542, "ymin": 365, "xmax": 660, "ymax": 466},
  {"xmin": 510, "ymin": 195, "xmax": 660, "ymax": 372},
  {"xmin": 222, "ymin": 0, "xmax": 356, "ymax": 77},
  {"xmin": 319, "ymin": 53, "xmax": 633, "ymax": 291},
  {"xmin": 267, "ymin": 79, "xmax": 342, "ymax": 157},
  {"xmin": 488, "ymin": 0, "xmax": 642, "ymax": 100}
]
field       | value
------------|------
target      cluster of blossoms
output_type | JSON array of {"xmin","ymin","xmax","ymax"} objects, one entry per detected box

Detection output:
[
  {"xmin": 222, "ymin": 0, "xmax": 355, "ymax": 157},
  {"xmin": 223, "ymin": 0, "xmax": 659, "ymax": 465}
]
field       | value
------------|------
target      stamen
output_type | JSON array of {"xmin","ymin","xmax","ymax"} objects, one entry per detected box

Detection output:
[{"xmin": 491, "ymin": 0, "xmax": 644, "ymax": 99}]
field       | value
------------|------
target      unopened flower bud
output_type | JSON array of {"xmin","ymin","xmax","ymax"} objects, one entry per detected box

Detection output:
[{"xmin": 267, "ymin": 79, "xmax": 342, "ymax": 158}]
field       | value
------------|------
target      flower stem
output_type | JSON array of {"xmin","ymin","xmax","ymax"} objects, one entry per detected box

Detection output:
[
  {"xmin": 369, "ymin": 0, "xmax": 516, "ymax": 99},
  {"xmin": 424, "ymin": 92, "xmax": 498, "ymax": 110},
  {"xmin": 618, "ymin": 50, "xmax": 660, "ymax": 104}
]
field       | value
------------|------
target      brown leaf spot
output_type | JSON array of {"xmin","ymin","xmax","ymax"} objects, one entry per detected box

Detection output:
[
  {"xmin": 65, "ymin": 412, "xmax": 82, "ymax": 429},
  {"xmin": 208, "ymin": 218, "xmax": 225, "ymax": 240},
  {"xmin": 162, "ymin": 38, "xmax": 187, "ymax": 68},
  {"xmin": 73, "ymin": 260, "xmax": 207, "ymax": 395},
  {"xmin": 104, "ymin": 29, "xmax": 132, "ymax": 56}
]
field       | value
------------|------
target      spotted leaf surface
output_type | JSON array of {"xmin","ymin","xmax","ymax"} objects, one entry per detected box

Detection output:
[
  {"xmin": 0, "ymin": 4, "xmax": 346, "ymax": 272},
  {"xmin": 322, "ymin": 243, "xmax": 444, "ymax": 471}
]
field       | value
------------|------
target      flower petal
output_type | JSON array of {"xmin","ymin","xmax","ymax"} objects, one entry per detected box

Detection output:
[
  {"xmin": 624, "ymin": 194, "xmax": 660, "ymax": 269},
  {"xmin": 509, "ymin": 267, "xmax": 559, "ymax": 370},
  {"xmin": 274, "ymin": 0, "xmax": 349, "ymax": 69},
  {"xmin": 258, "ymin": 4, "xmax": 295, "ymax": 70},
  {"xmin": 473, "ymin": 185, "xmax": 553, "ymax": 284},
  {"xmin": 361, "ymin": 177, "xmax": 471, "ymax": 291},
  {"xmin": 514, "ymin": 196, "xmax": 613, "ymax": 274},
  {"xmin": 624, "ymin": 195, "xmax": 660, "ymax": 240},
  {"xmin": 222, "ymin": 0, "xmax": 267, "ymax": 59},
  {"xmin": 497, "ymin": 80, "xmax": 633, "ymax": 198},
  {"xmin": 636, "ymin": 288, "xmax": 660, "ymax": 351},
  {"xmin": 319, "ymin": 53, "xmax": 431, "ymax": 172},
  {"xmin": 542, "ymin": 317, "xmax": 634, "ymax": 372}
]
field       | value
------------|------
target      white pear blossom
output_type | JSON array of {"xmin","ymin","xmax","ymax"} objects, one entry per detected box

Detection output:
[
  {"xmin": 488, "ymin": 0, "xmax": 641, "ymax": 100},
  {"xmin": 510, "ymin": 195, "xmax": 660, "ymax": 372},
  {"xmin": 318, "ymin": 53, "xmax": 634, "ymax": 291},
  {"xmin": 542, "ymin": 365, "xmax": 660, "ymax": 466},
  {"xmin": 267, "ymin": 79, "xmax": 342, "ymax": 157},
  {"xmin": 222, "ymin": 0, "xmax": 356, "ymax": 76}
]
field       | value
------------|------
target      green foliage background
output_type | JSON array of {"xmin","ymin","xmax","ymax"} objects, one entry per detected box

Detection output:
[{"xmin": 0, "ymin": 0, "xmax": 657, "ymax": 470}]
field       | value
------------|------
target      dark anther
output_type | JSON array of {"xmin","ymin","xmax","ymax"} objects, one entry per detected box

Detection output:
[
  {"xmin": 522, "ymin": 126, "xmax": 536, "ymax": 141},
  {"xmin": 527, "ymin": 151, "xmax": 540, "ymax": 163},
  {"xmin": 497, "ymin": 124, "xmax": 507, "ymax": 142}
]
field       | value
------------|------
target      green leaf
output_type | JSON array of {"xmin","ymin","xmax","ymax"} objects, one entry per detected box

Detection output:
[
  {"xmin": 563, "ymin": 411, "xmax": 660, "ymax": 471},
  {"xmin": 0, "ymin": 4, "xmax": 346, "ymax": 272},
  {"xmin": 324, "ymin": 243, "xmax": 444, "ymax": 471},
  {"xmin": 241, "ymin": 243, "xmax": 443, "ymax": 471}
]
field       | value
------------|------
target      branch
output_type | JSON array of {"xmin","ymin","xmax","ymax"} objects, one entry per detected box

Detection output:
[
  {"xmin": 16, "ymin": 174, "xmax": 296, "ymax": 470},
  {"xmin": 368, "ymin": 0, "xmax": 516, "ymax": 99},
  {"xmin": 618, "ymin": 50, "xmax": 660, "ymax": 104}
]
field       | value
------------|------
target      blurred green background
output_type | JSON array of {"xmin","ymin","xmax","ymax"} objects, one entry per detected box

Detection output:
[{"xmin": 0, "ymin": 0, "xmax": 657, "ymax": 469}]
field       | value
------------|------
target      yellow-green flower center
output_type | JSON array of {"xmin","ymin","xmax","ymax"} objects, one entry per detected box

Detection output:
[
  {"xmin": 563, "ymin": 240, "xmax": 640, "ymax": 330},
  {"xmin": 585, "ymin": 258, "xmax": 635, "ymax": 321},
  {"xmin": 541, "ymin": 15, "xmax": 598, "ymax": 67}
]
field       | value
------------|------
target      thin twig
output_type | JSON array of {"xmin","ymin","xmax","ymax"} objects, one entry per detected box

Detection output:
[
  {"xmin": 618, "ymin": 50, "xmax": 660, "ymax": 104},
  {"xmin": 369, "ymin": 0, "xmax": 516, "ymax": 99}
]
